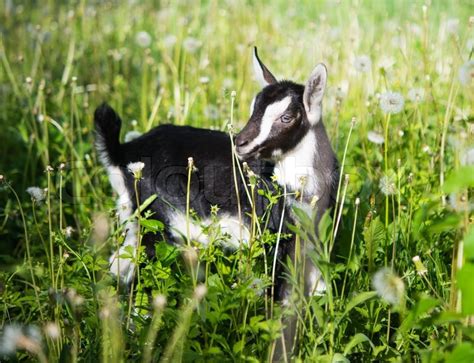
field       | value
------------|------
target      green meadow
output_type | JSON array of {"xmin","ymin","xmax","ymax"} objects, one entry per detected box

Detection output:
[{"xmin": 0, "ymin": 0, "xmax": 473, "ymax": 361}]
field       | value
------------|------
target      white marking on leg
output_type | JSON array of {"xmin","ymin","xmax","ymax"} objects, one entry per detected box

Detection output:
[
  {"xmin": 107, "ymin": 166, "xmax": 137, "ymax": 283},
  {"xmin": 169, "ymin": 212, "xmax": 250, "ymax": 249}
]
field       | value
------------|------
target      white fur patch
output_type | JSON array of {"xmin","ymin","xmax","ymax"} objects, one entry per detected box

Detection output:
[
  {"xmin": 169, "ymin": 211, "xmax": 250, "ymax": 249},
  {"xmin": 249, "ymin": 97, "xmax": 256, "ymax": 115},
  {"xmin": 253, "ymin": 52, "xmax": 270, "ymax": 88},
  {"xmin": 307, "ymin": 265, "xmax": 326, "ymax": 296},
  {"xmin": 273, "ymin": 132, "xmax": 319, "ymax": 198},
  {"xmin": 107, "ymin": 166, "xmax": 137, "ymax": 283}
]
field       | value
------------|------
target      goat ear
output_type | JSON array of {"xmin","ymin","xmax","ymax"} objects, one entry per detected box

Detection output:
[
  {"xmin": 253, "ymin": 47, "xmax": 277, "ymax": 87},
  {"xmin": 303, "ymin": 63, "xmax": 327, "ymax": 124}
]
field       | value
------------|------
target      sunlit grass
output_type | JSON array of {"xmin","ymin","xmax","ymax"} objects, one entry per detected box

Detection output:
[{"xmin": 0, "ymin": 0, "xmax": 473, "ymax": 361}]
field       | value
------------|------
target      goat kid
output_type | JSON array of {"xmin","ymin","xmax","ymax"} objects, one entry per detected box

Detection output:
[{"xmin": 94, "ymin": 47, "xmax": 339, "ymax": 302}]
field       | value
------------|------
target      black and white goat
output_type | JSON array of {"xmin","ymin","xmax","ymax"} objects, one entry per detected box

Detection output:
[{"xmin": 94, "ymin": 48, "xmax": 339, "ymax": 302}]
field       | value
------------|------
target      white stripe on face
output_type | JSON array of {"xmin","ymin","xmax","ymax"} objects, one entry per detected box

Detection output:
[{"xmin": 252, "ymin": 96, "xmax": 292, "ymax": 146}]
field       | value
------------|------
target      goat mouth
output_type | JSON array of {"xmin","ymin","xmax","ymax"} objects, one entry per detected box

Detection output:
[{"xmin": 236, "ymin": 146, "xmax": 260, "ymax": 160}]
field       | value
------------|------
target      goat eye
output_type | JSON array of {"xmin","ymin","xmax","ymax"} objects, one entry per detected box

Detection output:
[{"xmin": 280, "ymin": 114, "xmax": 293, "ymax": 123}]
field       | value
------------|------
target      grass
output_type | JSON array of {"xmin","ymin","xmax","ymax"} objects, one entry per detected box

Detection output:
[{"xmin": 0, "ymin": 0, "xmax": 473, "ymax": 361}]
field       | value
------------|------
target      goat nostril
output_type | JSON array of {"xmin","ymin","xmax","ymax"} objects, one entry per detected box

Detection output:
[{"xmin": 236, "ymin": 138, "xmax": 249, "ymax": 148}]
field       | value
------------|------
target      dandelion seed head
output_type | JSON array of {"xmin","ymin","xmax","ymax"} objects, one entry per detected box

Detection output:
[
  {"xmin": 354, "ymin": 55, "xmax": 372, "ymax": 73},
  {"xmin": 222, "ymin": 78, "xmax": 234, "ymax": 89},
  {"xmin": 249, "ymin": 277, "xmax": 265, "ymax": 296},
  {"xmin": 135, "ymin": 31, "xmax": 152, "ymax": 48},
  {"xmin": 124, "ymin": 130, "xmax": 142, "ymax": 142},
  {"xmin": 372, "ymin": 267, "xmax": 405, "ymax": 305},
  {"xmin": 26, "ymin": 186, "xmax": 45, "ymax": 203},
  {"xmin": 367, "ymin": 131, "xmax": 384, "ymax": 145},
  {"xmin": 379, "ymin": 91, "xmax": 405, "ymax": 114},
  {"xmin": 377, "ymin": 56, "xmax": 395, "ymax": 70},
  {"xmin": 461, "ymin": 147, "xmax": 474, "ymax": 166},
  {"xmin": 448, "ymin": 192, "xmax": 471, "ymax": 212},
  {"xmin": 163, "ymin": 34, "xmax": 177, "ymax": 48},
  {"xmin": 466, "ymin": 39, "xmax": 474, "ymax": 52},
  {"xmin": 199, "ymin": 76, "xmax": 210, "ymax": 84},
  {"xmin": 445, "ymin": 18, "xmax": 459, "ymax": 35},
  {"xmin": 408, "ymin": 88, "xmax": 425, "ymax": 103},
  {"xmin": 183, "ymin": 37, "xmax": 201, "ymax": 53},
  {"xmin": 379, "ymin": 173, "xmax": 397, "ymax": 196},
  {"xmin": 204, "ymin": 105, "xmax": 219, "ymax": 120},
  {"xmin": 458, "ymin": 60, "xmax": 474, "ymax": 86}
]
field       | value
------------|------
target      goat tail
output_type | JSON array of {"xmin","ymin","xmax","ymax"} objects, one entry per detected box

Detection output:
[{"xmin": 94, "ymin": 102, "xmax": 122, "ymax": 165}]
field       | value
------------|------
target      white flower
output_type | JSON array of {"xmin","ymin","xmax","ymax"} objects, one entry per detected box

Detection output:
[
  {"xmin": 37, "ymin": 114, "xmax": 44, "ymax": 123},
  {"xmin": 379, "ymin": 91, "xmax": 405, "ymax": 114},
  {"xmin": 379, "ymin": 172, "xmax": 396, "ymax": 196},
  {"xmin": 445, "ymin": 18, "xmax": 459, "ymax": 35},
  {"xmin": 183, "ymin": 37, "xmax": 201, "ymax": 53},
  {"xmin": 124, "ymin": 130, "xmax": 142, "ymax": 142},
  {"xmin": 163, "ymin": 34, "xmax": 177, "ymax": 48},
  {"xmin": 127, "ymin": 161, "xmax": 145, "ymax": 179},
  {"xmin": 354, "ymin": 55, "xmax": 372, "ymax": 73},
  {"xmin": 64, "ymin": 226, "xmax": 74, "ymax": 238},
  {"xmin": 135, "ymin": 31, "xmax": 152, "ymax": 48},
  {"xmin": 458, "ymin": 60, "xmax": 474, "ymax": 86},
  {"xmin": 461, "ymin": 147, "xmax": 474, "ymax": 166},
  {"xmin": 407, "ymin": 88, "xmax": 425, "ymax": 103},
  {"xmin": 372, "ymin": 267, "xmax": 405, "ymax": 306},
  {"xmin": 367, "ymin": 131, "xmax": 384, "ymax": 144},
  {"xmin": 26, "ymin": 186, "xmax": 45, "ymax": 203}
]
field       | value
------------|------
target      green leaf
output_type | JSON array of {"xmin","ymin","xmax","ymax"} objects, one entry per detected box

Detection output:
[
  {"xmin": 399, "ymin": 294, "xmax": 439, "ymax": 334},
  {"xmin": 457, "ymin": 263, "xmax": 474, "ymax": 315},
  {"xmin": 445, "ymin": 342, "xmax": 474, "ymax": 363},
  {"xmin": 343, "ymin": 333, "xmax": 374, "ymax": 355},
  {"xmin": 340, "ymin": 291, "xmax": 378, "ymax": 320},
  {"xmin": 233, "ymin": 340, "xmax": 244, "ymax": 354},
  {"xmin": 463, "ymin": 226, "xmax": 474, "ymax": 261},
  {"xmin": 140, "ymin": 218, "xmax": 164, "ymax": 233},
  {"xmin": 443, "ymin": 166, "xmax": 474, "ymax": 193},
  {"xmin": 363, "ymin": 217, "xmax": 385, "ymax": 272},
  {"xmin": 332, "ymin": 353, "xmax": 350, "ymax": 362}
]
